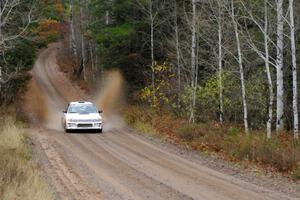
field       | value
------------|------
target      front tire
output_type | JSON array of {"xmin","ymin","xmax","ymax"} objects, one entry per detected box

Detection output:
[{"xmin": 98, "ymin": 129, "xmax": 102, "ymax": 133}]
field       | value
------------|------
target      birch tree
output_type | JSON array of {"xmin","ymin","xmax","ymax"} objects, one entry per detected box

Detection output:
[
  {"xmin": 174, "ymin": 0, "xmax": 181, "ymax": 106},
  {"xmin": 80, "ymin": 0, "xmax": 86, "ymax": 80},
  {"xmin": 0, "ymin": 1, "xmax": 33, "ymax": 49},
  {"xmin": 135, "ymin": 0, "xmax": 165, "ymax": 89},
  {"xmin": 230, "ymin": 0, "xmax": 249, "ymax": 134},
  {"xmin": 69, "ymin": 0, "xmax": 77, "ymax": 56},
  {"xmin": 189, "ymin": 0, "xmax": 197, "ymax": 122},
  {"xmin": 217, "ymin": 0, "xmax": 224, "ymax": 124},
  {"xmin": 105, "ymin": 0, "xmax": 113, "ymax": 25},
  {"xmin": 264, "ymin": 0, "xmax": 273, "ymax": 139},
  {"xmin": 288, "ymin": 0, "xmax": 298, "ymax": 139},
  {"xmin": 150, "ymin": 0, "xmax": 155, "ymax": 88},
  {"xmin": 75, "ymin": 0, "xmax": 89, "ymax": 79},
  {"xmin": 0, "ymin": 0, "xmax": 33, "ymax": 91},
  {"xmin": 239, "ymin": 0, "xmax": 275, "ymax": 138},
  {"xmin": 275, "ymin": 0, "xmax": 284, "ymax": 132}
]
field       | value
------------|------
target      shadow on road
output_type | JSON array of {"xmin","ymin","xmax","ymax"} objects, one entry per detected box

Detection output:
[{"xmin": 66, "ymin": 130, "xmax": 102, "ymax": 134}]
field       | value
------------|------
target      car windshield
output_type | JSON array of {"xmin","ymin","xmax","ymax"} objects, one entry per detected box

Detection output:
[{"xmin": 68, "ymin": 104, "xmax": 98, "ymax": 114}]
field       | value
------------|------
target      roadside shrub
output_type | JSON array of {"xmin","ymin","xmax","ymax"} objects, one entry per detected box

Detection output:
[
  {"xmin": 123, "ymin": 106, "xmax": 152, "ymax": 126},
  {"xmin": 134, "ymin": 121, "xmax": 156, "ymax": 135},
  {"xmin": 123, "ymin": 106, "xmax": 156, "ymax": 134},
  {"xmin": 227, "ymin": 127, "xmax": 241, "ymax": 136},
  {"xmin": 153, "ymin": 114, "xmax": 183, "ymax": 137},
  {"xmin": 176, "ymin": 124, "xmax": 206, "ymax": 142},
  {"xmin": 222, "ymin": 133, "xmax": 300, "ymax": 172}
]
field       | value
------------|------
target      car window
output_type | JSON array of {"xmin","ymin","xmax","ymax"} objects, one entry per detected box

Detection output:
[{"xmin": 67, "ymin": 104, "xmax": 98, "ymax": 114}]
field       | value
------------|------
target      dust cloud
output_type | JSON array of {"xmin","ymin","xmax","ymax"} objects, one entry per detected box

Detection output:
[
  {"xmin": 24, "ymin": 68, "xmax": 126, "ymax": 131},
  {"xmin": 93, "ymin": 69, "xmax": 126, "ymax": 130},
  {"xmin": 23, "ymin": 77, "xmax": 48, "ymax": 124}
]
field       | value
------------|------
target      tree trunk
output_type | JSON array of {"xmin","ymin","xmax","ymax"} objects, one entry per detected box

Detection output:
[
  {"xmin": 289, "ymin": 0, "xmax": 298, "ymax": 139},
  {"xmin": 150, "ymin": 0, "xmax": 155, "ymax": 89},
  {"xmin": 275, "ymin": 0, "xmax": 284, "ymax": 132},
  {"xmin": 231, "ymin": 0, "xmax": 249, "ymax": 134},
  {"xmin": 189, "ymin": 0, "xmax": 197, "ymax": 123},
  {"xmin": 80, "ymin": 0, "xmax": 86, "ymax": 80},
  {"xmin": 106, "ymin": 11, "xmax": 109, "ymax": 25},
  {"xmin": 264, "ymin": 0, "xmax": 273, "ymax": 139},
  {"xmin": 70, "ymin": 0, "xmax": 77, "ymax": 56},
  {"xmin": 76, "ymin": 50, "xmax": 90, "ymax": 79},
  {"xmin": 89, "ymin": 41, "xmax": 95, "ymax": 81},
  {"xmin": 174, "ymin": 0, "xmax": 181, "ymax": 107},
  {"xmin": 218, "ymin": 2, "xmax": 224, "ymax": 124}
]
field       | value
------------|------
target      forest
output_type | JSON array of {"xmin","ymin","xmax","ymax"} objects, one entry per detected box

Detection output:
[{"xmin": 63, "ymin": 0, "xmax": 300, "ymax": 137}]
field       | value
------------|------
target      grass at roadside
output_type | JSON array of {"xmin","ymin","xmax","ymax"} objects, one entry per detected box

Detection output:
[
  {"xmin": 0, "ymin": 116, "xmax": 53, "ymax": 200},
  {"xmin": 124, "ymin": 105, "xmax": 300, "ymax": 179}
]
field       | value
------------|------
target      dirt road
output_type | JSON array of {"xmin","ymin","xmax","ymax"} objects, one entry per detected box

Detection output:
[{"xmin": 27, "ymin": 44, "xmax": 295, "ymax": 200}]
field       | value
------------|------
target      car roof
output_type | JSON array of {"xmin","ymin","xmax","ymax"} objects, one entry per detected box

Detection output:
[{"xmin": 69, "ymin": 101, "xmax": 93, "ymax": 105}]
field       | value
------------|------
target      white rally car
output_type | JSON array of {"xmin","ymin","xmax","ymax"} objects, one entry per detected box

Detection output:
[{"xmin": 62, "ymin": 101, "xmax": 103, "ymax": 133}]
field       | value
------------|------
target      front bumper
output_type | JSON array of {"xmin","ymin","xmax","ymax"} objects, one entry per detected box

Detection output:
[{"xmin": 66, "ymin": 122, "xmax": 103, "ymax": 130}]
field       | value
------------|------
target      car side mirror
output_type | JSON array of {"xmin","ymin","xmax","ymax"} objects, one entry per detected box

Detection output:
[
  {"xmin": 98, "ymin": 110, "xmax": 103, "ymax": 114},
  {"xmin": 63, "ymin": 111, "xmax": 67, "ymax": 114}
]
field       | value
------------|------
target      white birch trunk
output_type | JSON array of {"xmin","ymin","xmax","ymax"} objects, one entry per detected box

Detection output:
[
  {"xmin": 193, "ymin": 33, "xmax": 199, "ymax": 123},
  {"xmin": 150, "ymin": 0, "xmax": 155, "ymax": 89},
  {"xmin": 218, "ymin": 2, "xmax": 224, "ymax": 124},
  {"xmin": 89, "ymin": 41, "xmax": 95, "ymax": 81},
  {"xmin": 289, "ymin": 0, "xmax": 298, "ymax": 139},
  {"xmin": 231, "ymin": 0, "xmax": 249, "ymax": 134},
  {"xmin": 264, "ymin": 0, "xmax": 273, "ymax": 139},
  {"xmin": 80, "ymin": 0, "xmax": 86, "ymax": 80},
  {"xmin": 174, "ymin": 0, "xmax": 181, "ymax": 106},
  {"xmin": 275, "ymin": 0, "xmax": 284, "ymax": 132},
  {"xmin": 189, "ymin": 0, "xmax": 197, "ymax": 123},
  {"xmin": 95, "ymin": 52, "xmax": 98, "ymax": 73},
  {"xmin": 70, "ymin": 0, "xmax": 77, "ymax": 56},
  {"xmin": 106, "ymin": 11, "xmax": 109, "ymax": 25}
]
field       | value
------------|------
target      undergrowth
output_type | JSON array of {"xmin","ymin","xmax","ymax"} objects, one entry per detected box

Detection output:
[
  {"xmin": 124, "ymin": 105, "xmax": 300, "ymax": 179},
  {"xmin": 0, "ymin": 115, "xmax": 53, "ymax": 200}
]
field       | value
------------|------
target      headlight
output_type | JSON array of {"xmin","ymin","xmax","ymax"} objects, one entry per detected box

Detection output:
[
  {"xmin": 93, "ymin": 119, "xmax": 101, "ymax": 122},
  {"xmin": 67, "ymin": 123, "xmax": 77, "ymax": 127},
  {"xmin": 68, "ymin": 119, "xmax": 77, "ymax": 122}
]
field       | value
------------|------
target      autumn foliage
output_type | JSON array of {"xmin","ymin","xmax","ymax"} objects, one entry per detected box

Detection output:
[
  {"xmin": 140, "ymin": 63, "xmax": 177, "ymax": 110},
  {"xmin": 54, "ymin": 2, "xmax": 64, "ymax": 18},
  {"xmin": 37, "ymin": 19, "xmax": 61, "ymax": 43}
]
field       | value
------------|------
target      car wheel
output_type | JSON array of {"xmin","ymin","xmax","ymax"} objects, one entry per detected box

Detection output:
[
  {"xmin": 98, "ymin": 129, "xmax": 102, "ymax": 133},
  {"xmin": 65, "ymin": 129, "xmax": 70, "ymax": 133}
]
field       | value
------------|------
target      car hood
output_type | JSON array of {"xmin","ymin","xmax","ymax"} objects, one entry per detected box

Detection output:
[{"xmin": 66, "ymin": 113, "xmax": 102, "ymax": 120}]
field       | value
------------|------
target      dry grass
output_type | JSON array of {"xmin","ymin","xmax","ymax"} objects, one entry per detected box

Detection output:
[
  {"xmin": 0, "ymin": 117, "xmax": 53, "ymax": 200},
  {"xmin": 124, "ymin": 105, "xmax": 300, "ymax": 178}
]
